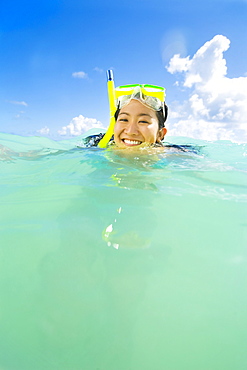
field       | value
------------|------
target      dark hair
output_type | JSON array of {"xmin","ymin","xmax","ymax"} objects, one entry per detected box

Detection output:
[{"xmin": 114, "ymin": 103, "xmax": 168, "ymax": 130}]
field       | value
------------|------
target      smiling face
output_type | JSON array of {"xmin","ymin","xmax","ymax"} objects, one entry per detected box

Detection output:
[{"xmin": 114, "ymin": 99, "xmax": 167, "ymax": 148}]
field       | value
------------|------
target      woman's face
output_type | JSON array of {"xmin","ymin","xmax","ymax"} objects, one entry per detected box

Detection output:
[{"xmin": 114, "ymin": 99, "xmax": 167, "ymax": 148}]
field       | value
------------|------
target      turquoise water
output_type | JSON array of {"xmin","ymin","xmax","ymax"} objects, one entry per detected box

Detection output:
[{"xmin": 0, "ymin": 132, "xmax": 247, "ymax": 370}]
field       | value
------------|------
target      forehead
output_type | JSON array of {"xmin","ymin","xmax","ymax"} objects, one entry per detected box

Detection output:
[{"xmin": 119, "ymin": 99, "xmax": 157, "ymax": 118}]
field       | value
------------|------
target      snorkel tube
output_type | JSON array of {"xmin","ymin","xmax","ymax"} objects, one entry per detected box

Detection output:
[{"xmin": 98, "ymin": 70, "xmax": 117, "ymax": 148}]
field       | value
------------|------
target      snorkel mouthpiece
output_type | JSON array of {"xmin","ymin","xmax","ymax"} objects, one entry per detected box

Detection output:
[{"xmin": 107, "ymin": 69, "xmax": 114, "ymax": 81}]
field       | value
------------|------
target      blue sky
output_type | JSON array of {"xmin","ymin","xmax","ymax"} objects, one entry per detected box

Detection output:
[{"xmin": 1, "ymin": 0, "xmax": 247, "ymax": 142}]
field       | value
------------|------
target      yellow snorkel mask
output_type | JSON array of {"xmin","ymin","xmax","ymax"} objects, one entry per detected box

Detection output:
[{"xmin": 98, "ymin": 70, "xmax": 166, "ymax": 148}]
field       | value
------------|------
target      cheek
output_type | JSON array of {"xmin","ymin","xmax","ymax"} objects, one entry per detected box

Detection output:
[
  {"xmin": 113, "ymin": 122, "xmax": 122, "ymax": 141},
  {"xmin": 145, "ymin": 122, "xmax": 160, "ymax": 140},
  {"xmin": 114, "ymin": 121, "xmax": 119, "ymax": 132}
]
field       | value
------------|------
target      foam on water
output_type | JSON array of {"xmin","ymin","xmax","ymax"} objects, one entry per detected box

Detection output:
[{"xmin": 0, "ymin": 132, "xmax": 247, "ymax": 369}]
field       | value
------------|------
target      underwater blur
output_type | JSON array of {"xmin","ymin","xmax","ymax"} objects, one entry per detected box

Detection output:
[{"xmin": 0, "ymin": 131, "xmax": 247, "ymax": 370}]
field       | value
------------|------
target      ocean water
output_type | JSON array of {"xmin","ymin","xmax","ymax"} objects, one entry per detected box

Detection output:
[{"xmin": 0, "ymin": 132, "xmax": 247, "ymax": 370}]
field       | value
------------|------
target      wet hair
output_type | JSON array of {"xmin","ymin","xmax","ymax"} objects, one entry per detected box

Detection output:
[
  {"xmin": 156, "ymin": 104, "xmax": 168, "ymax": 129},
  {"xmin": 114, "ymin": 102, "xmax": 168, "ymax": 130}
]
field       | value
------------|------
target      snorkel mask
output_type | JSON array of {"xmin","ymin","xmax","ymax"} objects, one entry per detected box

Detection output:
[
  {"xmin": 98, "ymin": 70, "xmax": 166, "ymax": 148},
  {"xmin": 115, "ymin": 84, "xmax": 165, "ymax": 112}
]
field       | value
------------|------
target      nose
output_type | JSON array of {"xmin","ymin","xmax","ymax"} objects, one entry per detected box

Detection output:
[{"xmin": 124, "ymin": 120, "xmax": 139, "ymax": 135}]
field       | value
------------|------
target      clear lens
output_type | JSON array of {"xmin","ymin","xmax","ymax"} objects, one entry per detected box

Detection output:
[{"xmin": 117, "ymin": 86, "xmax": 163, "ymax": 111}]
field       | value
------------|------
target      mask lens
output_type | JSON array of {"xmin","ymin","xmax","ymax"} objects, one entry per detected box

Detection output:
[{"xmin": 116, "ymin": 84, "xmax": 165, "ymax": 111}]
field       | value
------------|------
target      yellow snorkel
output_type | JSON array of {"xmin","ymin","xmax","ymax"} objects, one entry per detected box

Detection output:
[{"xmin": 98, "ymin": 70, "xmax": 117, "ymax": 148}]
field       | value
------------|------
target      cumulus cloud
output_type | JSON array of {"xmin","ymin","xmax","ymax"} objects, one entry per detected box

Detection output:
[
  {"xmin": 37, "ymin": 126, "xmax": 50, "ymax": 135},
  {"xmin": 58, "ymin": 115, "xmax": 103, "ymax": 136},
  {"xmin": 72, "ymin": 71, "xmax": 88, "ymax": 79},
  {"xmin": 166, "ymin": 35, "xmax": 247, "ymax": 142}
]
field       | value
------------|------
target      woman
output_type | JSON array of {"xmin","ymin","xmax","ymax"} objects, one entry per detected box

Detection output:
[
  {"xmin": 83, "ymin": 83, "xmax": 169, "ymax": 149},
  {"xmin": 113, "ymin": 85, "xmax": 168, "ymax": 149}
]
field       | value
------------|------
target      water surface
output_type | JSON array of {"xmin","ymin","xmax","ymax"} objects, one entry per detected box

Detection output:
[{"xmin": 0, "ymin": 132, "xmax": 246, "ymax": 370}]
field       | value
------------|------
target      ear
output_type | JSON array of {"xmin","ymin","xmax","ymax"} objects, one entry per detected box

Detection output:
[{"xmin": 157, "ymin": 127, "xmax": 167, "ymax": 142}]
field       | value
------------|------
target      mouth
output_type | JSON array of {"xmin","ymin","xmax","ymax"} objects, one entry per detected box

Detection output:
[{"xmin": 122, "ymin": 139, "xmax": 142, "ymax": 146}]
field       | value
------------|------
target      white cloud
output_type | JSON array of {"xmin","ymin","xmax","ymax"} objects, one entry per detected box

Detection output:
[
  {"xmin": 166, "ymin": 35, "xmax": 247, "ymax": 142},
  {"xmin": 167, "ymin": 54, "xmax": 191, "ymax": 74},
  {"xmin": 7, "ymin": 100, "xmax": 28, "ymax": 106},
  {"xmin": 37, "ymin": 126, "xmax": 50, "ymax": 135},
  {"xmin": 72, "ymin": 71, "xmax": 88, "ymax": 79},
  {"xmin": 58, "ymin": 115, "xmax": 103, "ymax": 136}
]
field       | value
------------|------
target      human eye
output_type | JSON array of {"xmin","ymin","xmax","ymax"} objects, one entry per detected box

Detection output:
[
  {"xmin": 117, "ymin": 114, "xmax": 129, "ymax": 122},
  {"xmin": 139, "ymin": 119, "xmax": 150, "ymax": 125}
]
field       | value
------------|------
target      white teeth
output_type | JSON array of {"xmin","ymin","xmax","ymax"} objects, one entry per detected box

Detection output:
[{"xmin": 123, "ymin": 139, "xmax": 141, "ymax": 145}]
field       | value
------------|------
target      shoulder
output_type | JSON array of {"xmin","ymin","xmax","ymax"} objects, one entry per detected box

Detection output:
[{"xmin": 162, "ymin": 143, "xmax": 202, "ymax": 154}]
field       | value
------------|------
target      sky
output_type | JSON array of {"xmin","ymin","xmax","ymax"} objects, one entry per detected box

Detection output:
[{"xmin": 1, "ymin": 0, "xmax": 247, "ymax": 142}]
